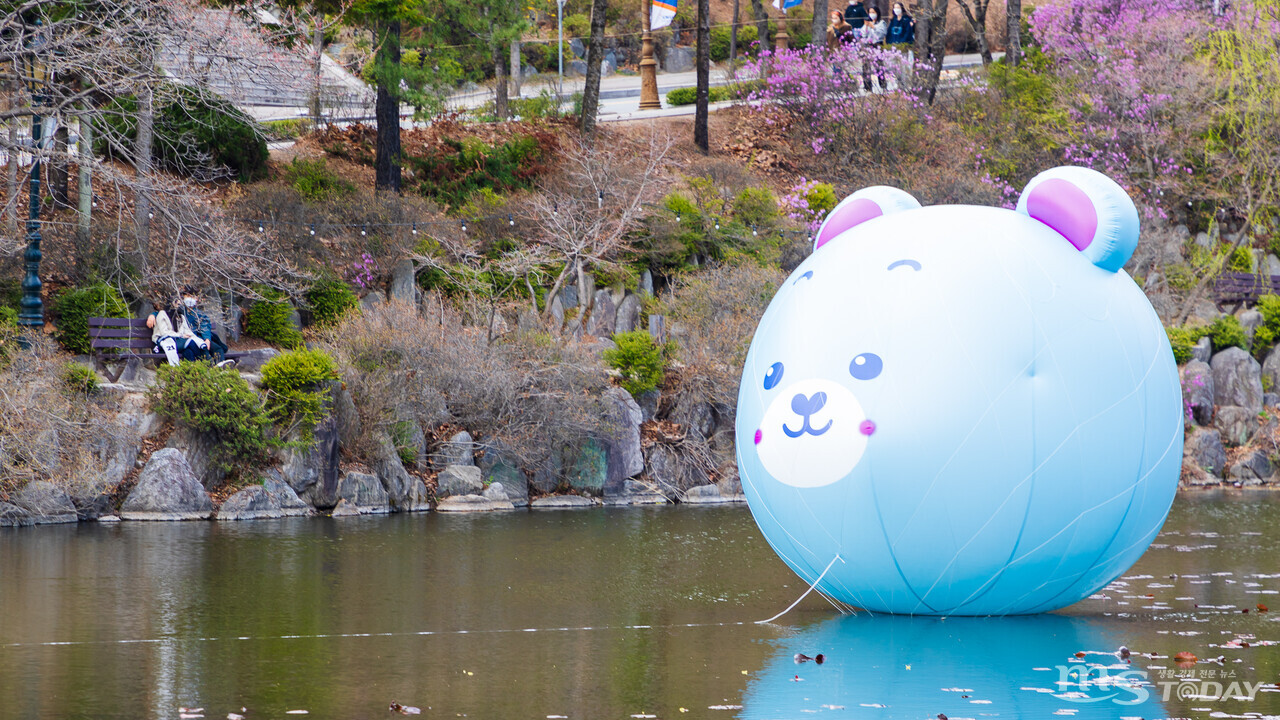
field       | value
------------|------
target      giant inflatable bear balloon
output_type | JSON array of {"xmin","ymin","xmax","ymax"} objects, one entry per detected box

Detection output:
[{"xmin": 736, "ymin": 166, "xmax": 1183, "ymax": 616}]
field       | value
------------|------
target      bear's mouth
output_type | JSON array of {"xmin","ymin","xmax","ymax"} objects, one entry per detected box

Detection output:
[{"xmin": 782, "ymin": 417, "xmax": 833, "ymax": 438}]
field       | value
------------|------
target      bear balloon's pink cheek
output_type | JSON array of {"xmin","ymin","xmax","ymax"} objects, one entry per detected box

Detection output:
[
  {"xmin": 859, "ymin": 420, "xmax": 876, "ymax": 436},
  {"xmin": 754, "ymin": 428, "xmax": 763, "ymax": 445}
]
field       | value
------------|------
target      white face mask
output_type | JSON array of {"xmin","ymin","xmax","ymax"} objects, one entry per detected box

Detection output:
[
  {"xmin": 894, "ymin": 7, "xmax": 902, "ymax": 14},
  {"xmin": 184, "ymin": 297, "xmax": 197, "ymax": 308}
]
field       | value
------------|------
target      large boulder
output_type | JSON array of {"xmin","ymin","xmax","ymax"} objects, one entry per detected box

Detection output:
[
  {"xmin": 336, "ymin": 471, "xmax": 393, "ymax": 513},
  {"xmin": 1240, "ymin": 310, "xmax": 1265, "ymax": 346},
  {"xmin": 586, "ymin": 290, "xmax": 616, "ymax": 337},
  {"xmin": 565, "ymin": 439, "xmax": 608, "ymax": 496},
  {"xmin": 1181, "ymin": 457, "xmax": 1220, "ymax": 486},
  {"xmin": 1215, "ymin": 405, "xmax": 1259, "ymax": 448},
  {"xmin": 1181, "ymin": 360, "xmax": 1215, "ymax": 426},
  {"xmin": 121, "ymin": 448, "xmax": 214, "ymax": 520},
  {"xmin": 682, "ymin": 483, "xmax": 740, "ymax": 504},
  {"xmin": 389, "ymin": 260, "xmax": 419, "ymax": 304},
  {"xmin": 13, "ymin": 481, "xmax": 78, "ymax": 524},
  {"xmin": 218, "ymin": 470, "xmax": 311, "ymax": 520},
  {"xmin": 1191, "ymin": 336, "xmax": 1212, "ymax": 364},
  {"xmin": 436, "ymin": 494, "xmax": 515, "ymax": 512},
  {"xmin": 437, "ymin": 465, "xmax": 484, "ymax": 498},
  {"xmin": 234, "ymin": 348, "xmax": 280, "ymax": 373},
  {"xmin": 0, "ymin": 502, "xmax": 33, "ymax": 527},
  {"xmin": 1262, "ymin": 349, "xmax": 1280, "ymax": 400},
  {"xmin": 479, "ymin": 451, "xmax": 529, "ymax": 507},
  {"xmin": 1210, "ymin": 347, "xmax": 1263, "ymax": 413},
  {"xmin": 530, "ymin": 453, "xmax": 563, "ymax": 494},
  {"xmin": 603, "ymin": 479, "xmax": 670, "ymax": 506},
  {"xmin": 530, "ymin": 495, "xmax": 598, "ymax": 509},
  {"xmin": 615, "ymin": 294, "xmax": 642, "ymax": 334},
  {"xmin": 662, "ymin": 45, "xmax": 695, "ymax": 73},
  {"xmin": 279, "ymin": 413, "xmax": 341, "ymax": 508},
  {"xmin": 1228, "ymin": 450, "xmax": 1274, "ymax": 484},
  {"xmin": 166, "ymin": 426, "xmax": 226, "ymax": 490},
  {"xmin": 373, "ymin": 433, "xmax": 430, "ymax": 511},
  {"xmin": 436, "ymin": 431, "xmax": 475, "ymax": 467},
  {"xmin": 602, "ymin": 387, "xmax": 645, "ymax": 501}
]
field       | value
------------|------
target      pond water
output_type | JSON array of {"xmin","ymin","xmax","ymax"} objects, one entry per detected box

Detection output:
[{"xmin": 2, "ymin": 492, "xmax": 1279, "ymax": 720}]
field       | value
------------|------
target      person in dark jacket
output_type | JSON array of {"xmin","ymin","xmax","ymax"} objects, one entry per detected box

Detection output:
[
  {"xmin": 844, "ymin": 0, "xmax": 870, "ymax": 30},
  {"xmin": 179, "ymin": 286, "xmax": 233, "ymax": 366},
  {"xmin": 886, "ymin": 1, "xmax": 914, "ymax": 45}
]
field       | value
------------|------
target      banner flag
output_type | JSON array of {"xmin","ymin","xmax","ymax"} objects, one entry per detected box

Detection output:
[{"xmin": 652, "ymin": 0, "xmax": 677, "ymax": 29}]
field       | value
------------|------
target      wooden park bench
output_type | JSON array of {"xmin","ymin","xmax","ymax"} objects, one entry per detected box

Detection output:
[
  {"xmin": 89, "ymin": 316, "xmax": 247, "ymax": 382},
  {"xmin": 1213, "ymin": 271, "xmax": 1280, "ymax": 312}
]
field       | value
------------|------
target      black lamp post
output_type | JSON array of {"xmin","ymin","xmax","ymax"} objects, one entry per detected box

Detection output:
[{"xmin": 17, "ymin": 24, "xmax": 50, "ymax": 331}]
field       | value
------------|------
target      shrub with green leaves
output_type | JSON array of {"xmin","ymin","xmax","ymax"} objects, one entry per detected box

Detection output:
[
  {"xmin": 285, "ymin": 158, "xmax": 355, "ymax": 202},
  {"xmin": 244, "ymin": 288, "xmax": 303, "ymax": 349},
  {"xmin": 1252, "ymin": 294, "xmax": 1280, "ymax": 359},
  {"xmin": 710, "ymin": 24, "xmax": 760, "ymax": 61},
  {"xmin": 52, "ymin": 282, "xmax": 130, "ymax": 354},
  {"xmin": 1228, "ymin": 245, "xmax": 1254, "ymax": 272},
  {"xmin": 61, "ymin": 362, "xmax": 99, "ymax": 394},
  {"xmin": 1166, "ymin": 325, "xmax": 1207, "ymax": 365},
  {"xmin": 1208, "ymin": 314, "xmax": 1248, "ymax": 353},
  {"xmin": 603, "ymin": 330, "xmax": 665, "ymax": 396},
  {"xmin": 260, "ymin": 349, "xmax": 339, "ymax": 440},
  {"xmin": 0, "ymin": 305, "xmax": 16, "ymax": 327},
  {"xmin": 732, "ymin": 187, "xmax": 778, "ymax": 226},
  {"xmin": 305, "ymin": 277, "xmax": 359, "ymax": 327},
  {"xmin": 666, "ymin": 85, "xmax": 732, "ymax": 106},
  {"xmin": 150, "ymin": 362, "xmax": 277, "ymax": 475}
]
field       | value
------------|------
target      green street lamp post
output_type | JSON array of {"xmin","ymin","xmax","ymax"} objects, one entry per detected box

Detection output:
[{"xmin": 18, "ymin": 25, "xmax": 50, "ymax": 331}]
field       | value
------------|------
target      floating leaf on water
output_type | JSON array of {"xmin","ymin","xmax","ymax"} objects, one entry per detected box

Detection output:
[
  {"xmin": 1258, "ymin": 603, "xmax": 1270, "ymax": 612},
  {"xmin": 1074, "ymin": 652, "xmax": 1086, "ymax": 658},
  {"xmin": 390, "ymin": 702, "xmax": 422, "ymax": 715},
  {"xmin": 1174, "ymin": 651, "xmax": 1198, "ymax": 665}
]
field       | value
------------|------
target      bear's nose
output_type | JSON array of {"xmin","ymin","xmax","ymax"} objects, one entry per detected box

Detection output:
[{"xmin": 791, "ymin": 392, "xmax": 827, "ymax": 417}]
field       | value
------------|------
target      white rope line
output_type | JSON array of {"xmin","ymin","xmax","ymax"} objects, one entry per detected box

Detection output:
[{"xmin": 756, "ymin": 553, "xmax": 844, "ymax": 625}]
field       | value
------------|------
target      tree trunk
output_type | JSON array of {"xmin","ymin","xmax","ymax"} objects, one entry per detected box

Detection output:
[
  {"xmin": 134, "ymin": 85, "xmax": 153, "ymax": 246},
  {"xmin": 5, "ymin": 120, "xmax": 16, "ymax": 236},
  {"xmin": 579, "ymin": 0, "xmax": 609, "ymax": 134},
  {"xmin": 494, "ymin": 41, "xmax": 509, "ymax": 120},
  {"xmin": 695, "ymin": 0, "xmax": 710, "ymax": 153},
  {"xmin": 730, "ymin": 0, "xmax": 739, "ymax": 74},
  {"xmin": 1006, "ymin": 0, "xmax": 1021, "ymax": 66},
  {"xmin": 510, "ymin": 39, "xmax": 522, "ymax": 100},
  {"xmin": 750, "ymin": 0, "xmax": 769, "ymax": 55},
  {"xmin": 812, "ymin": 0, "xmax": 828, "ymax": 52},
  {"xmin": 50, "ymin": 120, "xmax": 69, "ymax": 207},
  {"xmin": 956, "ymin": 0, "xmax": 992, "ymax": 65},
  {"xmin": 914, "ymin": 0, "xmax": 948, "ymax": 104},
  {"xmin": 310, "ymin": 11, "xmax": 324, "ymax": 126},
  {"xmin": 77, "ymin": 110, "xmax": 92, "ymax": 247},
  {"xmin": 374, "ymin": 21, "xmax": 402, "ymax": 193}
]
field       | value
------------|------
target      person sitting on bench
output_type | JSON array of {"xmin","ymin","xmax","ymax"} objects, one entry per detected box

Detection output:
[
  {"xmin": 179, "ymin": 286, "xmax": 234, "ymax": 367},
  {"xmin": 146, "ymin": 298, "xmax": 206, "ymax": 365}
]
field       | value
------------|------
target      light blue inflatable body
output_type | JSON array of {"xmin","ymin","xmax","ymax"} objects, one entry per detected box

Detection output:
[{"xmin": 736, "ymin": 167, "xmax": 1183, "ymax": 615}]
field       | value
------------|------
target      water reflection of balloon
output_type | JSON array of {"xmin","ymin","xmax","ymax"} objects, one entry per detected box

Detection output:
[
  {"xmin": 741, "ymin": 614, "xmax": 1167, "ymax": 720},
  {"xmin": 736, "ymin": 167, "xmax": 1183, "ymax": 615}
]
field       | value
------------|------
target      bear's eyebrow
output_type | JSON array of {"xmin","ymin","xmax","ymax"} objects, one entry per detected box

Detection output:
[
  {"xmin": 887, "ymin": 259, "xmax": 922, "ymax": 271},
  {"xmin": 792, "ymin": 270, "xmax": 814, "ymax": 284}
]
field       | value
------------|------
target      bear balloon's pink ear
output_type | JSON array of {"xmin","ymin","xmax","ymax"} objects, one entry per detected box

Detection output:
[
  {"xmin": 1016, "ymin": 166, "xmax": 1140, "ymax": 273},
  {"xmin": 813, "ymin": 186, "xmax": 921, "ymax": 252}
]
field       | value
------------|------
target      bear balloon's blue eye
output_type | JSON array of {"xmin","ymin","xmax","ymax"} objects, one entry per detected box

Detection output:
[
  {"xmin": 849, "ymin": 353, "xmax": 883, "ymax": 380},
  {"xmin": 763, "ymin": 362, "xmax": 785, "ymax": 390}
]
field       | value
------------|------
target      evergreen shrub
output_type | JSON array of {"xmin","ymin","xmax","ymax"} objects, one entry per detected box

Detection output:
[
  {"xmin": 244, "ymin": 287, "xmax": 303, "ymax": 349},
  {"xmin": 1208, "ymin": 314, "xmax": 1248, "ymax": 353},
  {"xmin": 151, "ymin": 362, "xmax": 277, "ymax": 474},
  {"xmin": 260, "ymin": 349, "xmax": 339, "ymax": 440},
  {"xmin": 603, "ymin": 330, "xmax": 665, "ymax": 396},
  {"xmin": 305, "ymin": 277, "xmax": 359, "ymax": 327},
  {"xmin": 52, "ymin": 282, "xmax": 129, "ymax": 355}
]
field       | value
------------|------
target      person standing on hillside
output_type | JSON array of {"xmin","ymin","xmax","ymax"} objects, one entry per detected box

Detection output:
[
  {"xmin": 859, "ymin": 5, "xmax": 889, "ymax": 90},
  {"xmin": 844, "ymin": 0, "xmax": 870, "ymax": 30},
  {"xmin": 887, "ymin": 2, "xmax": 914, "ymax": 45},
  {"xmin": 827, "ymin": 9, "xmax": 854, "ymax": 48}
]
